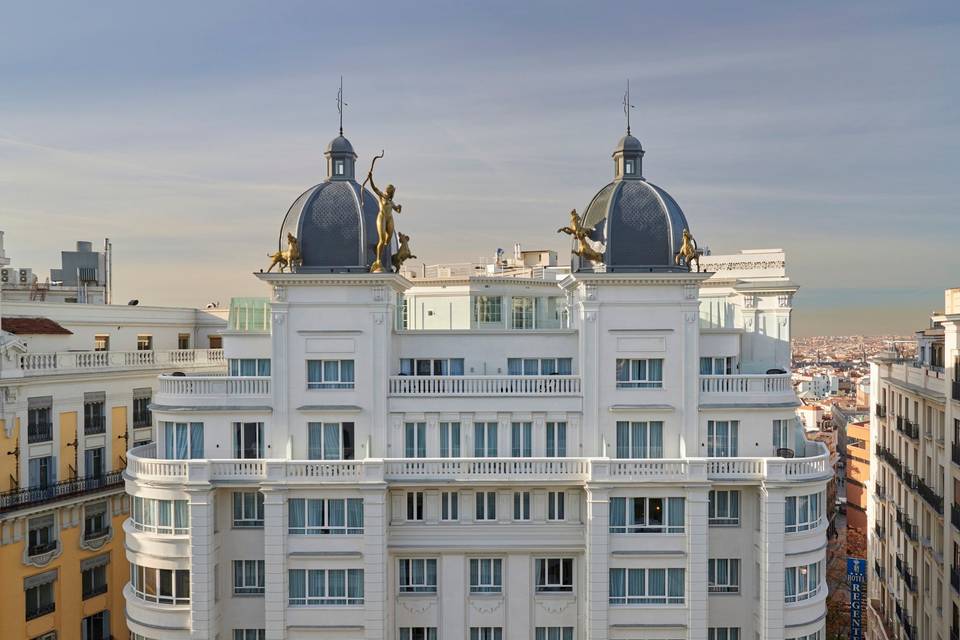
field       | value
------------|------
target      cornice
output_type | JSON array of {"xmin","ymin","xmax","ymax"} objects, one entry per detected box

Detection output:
[{"xmin": 255, "ymin": 271, "xmax": 412, "ymax": 291}]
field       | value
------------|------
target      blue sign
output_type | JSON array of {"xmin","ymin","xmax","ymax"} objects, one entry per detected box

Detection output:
[{"xmin": 847, "ymin": 558, "xmax": 867, "ymax": 640}]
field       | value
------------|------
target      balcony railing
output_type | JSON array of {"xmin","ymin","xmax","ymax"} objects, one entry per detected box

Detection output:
[
  {"xmin": 0, "ymin": 470, "xmax": 124, "ymax": 514},
  {"xmin": 83, "ymin": 582, "xmax": 108, "ymax": 599},
  {"xmin": 897, "ymin": 416, "xmax": 920, "ymax": 440},
  {"xmin": 27, "ymin": 421, "xmax": 53, "ymax": 444},
  {"xmin": 896, "ymin": 554, "xmax": 917, "ymax": 592},
  {"xmin": 28, "ymin": 540, "xmax": 58, "ymax": 557},
  {"xmin": 155, "ymin": 374, "xmax": 271, "ymax": 404},
  {"xmin": 388, "ymin": 375, "xmax": 581, "ymax": 397},
  {"xmin": 12, "ymin": 348, "xmax": 224, "ymax": 377},
  {"xmin": 84, "ymin": 415, "xmax": 106, "ymax": 435},
  {"xmin": 875, "ymin": 483, "xmax": 886, "ymax": 501},
  {"xmin": 876, "ymin": 403, "xmax": 887, "ymax": 418},
  {"xmin": 874, "ymin": 560, "xmax": 885, "ymax": 581},
  {"xmin": 25, "ymin": 601, "xmax": 55, "ymax": 621},
  {"xmin": 917, "ymin": 478, "xmax": 944, "ymax": 514},
  {"xmin": 874, "ymin": 523, "xmax": 885, "ymax": 540},
  {"xmin": 896, "ymin": 508, "xmax": 919, "ymax": 542}
]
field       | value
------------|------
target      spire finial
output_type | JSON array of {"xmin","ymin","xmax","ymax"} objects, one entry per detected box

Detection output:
[
  {"xmin": 623, "ymin": 79, "xmax": 634, "ymax": 136},
  {"xmin": 336, "ymin": 76, "xmax": 347, "ymax": 136}
]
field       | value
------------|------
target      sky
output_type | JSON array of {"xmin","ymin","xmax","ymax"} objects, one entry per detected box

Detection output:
[{"xmin": 1, "ymin": 1, "xmax": 957, "ymax": 337}]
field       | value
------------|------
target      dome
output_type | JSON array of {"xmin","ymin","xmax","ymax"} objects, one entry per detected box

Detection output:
[
  {"xmin": 277, "ymin": 134, "xmax": 395, "ymax": 273},
  {"xmin": 572, "ymin": 134, "xmax": 691, "ymax": 272}
]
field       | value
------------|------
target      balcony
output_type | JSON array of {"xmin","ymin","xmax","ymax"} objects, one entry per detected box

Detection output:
[
  {"xmin": 388, "ymin": 374, "xmax": 581, "ymax": 397},
  {"xmin": 875, "ymin": 403, "xmax": 887, "ymax": 418},
  {"xmin": 896, "ymin": 554, "xmax": 916, "ymax": 592},
  {"xmin": 896, "ymin": 508, "xmax": 918, "ymax": 542},
  {"xmin": 953, "ymin": 379, "xmax": 960, "ymax": 402},
  {"xmin": 84, "ymin": 415, "xmax": 106, "ymax": 435},
  {"xmin": 0, "ymin": 470, "xmax": 124, "ymax": 515},
  {"xmin": 917, "ymin": 478, "xmax": 944, "ymax": 514},
  {"xmin": 27, "ymin": 421, "xmax": 53, "ymax": 444},
  {"xmin": 154, "ymin": 374, "xmax": 271, "ymax": 409},
  {"xmin": 10, "ymin": 348, "xmax": 224, "ymax": 378},
  {"xmin": 874, "ymin": 560, "xmax": 885, "ymax": 581},
  {"xmin": 896, "ymin": 416, "xmax": 919, "ymax": 440},
  {"xmin": 698, "ymin": 373, "xmax": 795, "ymax": 406},
  {"xmin": 28, "ymin": 540, "xmax": 58, "ymax": 557},
  {"xmin": 25, "ymin": 601, "xmax": 55, "ymax": 621},
  {"xmin": 874, "ymin": 523, "xmax": 884, "ymax": 540},
  {"xmin": 874, "ymin": 483, "xmax": 886, "ymax": 501}
]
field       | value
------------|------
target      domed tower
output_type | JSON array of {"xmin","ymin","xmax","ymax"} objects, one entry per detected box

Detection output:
[
  {"xmin": 278, "ymin": 134, "xmax": 394, "ymax": 272},
  {"xmin": 574, "ymin": 133, "xmax": 691, "ymax": 272}
]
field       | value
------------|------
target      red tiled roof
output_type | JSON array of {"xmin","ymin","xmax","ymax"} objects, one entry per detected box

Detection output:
[{"xmin": 1, "ymin": 317, "xmax": 72, "ymax": 335}]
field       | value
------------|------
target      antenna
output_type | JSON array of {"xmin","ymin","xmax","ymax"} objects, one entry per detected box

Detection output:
[
  {"xmin": 622, "ymin": 79, "xmax": 635, "ymax": 135},
  {"xmin": 336, "ymin": 76, "xmax": 348, "ymax": 136}
]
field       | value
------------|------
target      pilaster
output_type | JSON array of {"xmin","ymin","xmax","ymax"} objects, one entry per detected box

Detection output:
[
  {"xmin": 363, "ymin": 486, "xmax": 388, "ymax": 640},
  {"xmin": 187, "ymin": 486, "xmax": 216, "ymax": 640},
  {"xmin": 585, "ymin": 486, "xmax": 610, "ymax": 640},
  {"xmin": 686, "ymin": 487, "xmax": 710, "ymax": 640},
  {"xmin": 262, "ymin": 486, "xmax": 287, "ymax": 640},
  {"xmin": 760, "ymin": 485, "xmax": 786, "ymax": 640}
]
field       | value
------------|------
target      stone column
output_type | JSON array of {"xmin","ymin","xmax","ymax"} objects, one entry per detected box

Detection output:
[
  {"xmin": 686, "ymin": 487, "xmax": 710, "ymax": 640},
  {"xmin": 585, "ymin": 485, "xmax": 610, "ymax": 640},
  {"xmin": 187, "ymin": 486, "xmax": 216, "ymax": 639},
  {"xmin": 262, "ymin": 486, "xmax": 287, "ymax": 640},
  {"xmin": 759, "ymin": 485, "xmax": 786, "ymax": 640}
]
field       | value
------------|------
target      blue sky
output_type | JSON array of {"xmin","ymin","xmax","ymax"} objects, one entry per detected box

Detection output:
[{"xmin": 1, "ymin": 1, "xmax": 957, "ymax": 336}]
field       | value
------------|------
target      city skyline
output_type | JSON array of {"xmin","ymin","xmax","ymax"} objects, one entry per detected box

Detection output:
[{"xmin": 1, "ymin": 1, "xmax": 957, "ymax": 337}]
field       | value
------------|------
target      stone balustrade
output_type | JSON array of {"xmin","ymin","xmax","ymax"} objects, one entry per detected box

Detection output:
[{"xmin": 9, "ymin": 348, "xmax": 224, "ymax": 377}]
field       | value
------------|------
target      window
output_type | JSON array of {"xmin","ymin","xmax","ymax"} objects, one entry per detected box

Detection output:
[
  {"xmin": 288, "ymin": 569, "xmax": 364, "ymax": 605},
  {"xmin": 81, "ymin": 556, "xmax": 109, "ymax": 599},
  {"xmin": 470, "ymin": 558, "xmax": 503, "ymax": 593},
  {"xmin": 405, "ymin": 422, "xmax": 427, "ymax": 458},
  {"xmin": 94, "ymin": 334, "xmax": 110, "ymax": 351},
  {"xmin": 476, "ymin": 491, "xmax": 497, "ymax": 521},
  {"xmin": 624, "ymin": 159, "xmax": 635, "ymax": 175},
  {"xmin": 25, "ymin": 572, "xmax": 56, "ymax": 620},
  {"xmin": 307, "ymin": 359, "xmax": 355, "ymax": 389},
  {"xmin": 609, "ymin": 567, "xmax": 685, "ymax": 604},
  {"xmin": 132, "ymin": 389, "xmax": 152, "ymax": 428},
  {"xmin": 507, "ymin": 357, "xmax": 572, "ymax": 376},
  {"xmin": 708, "ymin": 559, "xmax": 741, "ymax": 593},
  {"xmin": 84, "ymin": 446, "xmax": 105, "ymax": 479},
  {"xmin": 289, "ymin": 498, "xmax": 363, "ymax": 534},
  {"xmin": 548, "ymin": 491, "xmax": 565, "ymax": 521},
  {"xmin": 162, "ymin": 421, "xmax": 204, "ymax": 459},
  {"xmin": 786, "ymin": 633, "xmax": 820, "ymax": 640},
  {"xmin": 84, "ymin": 394, "xmax": 106, "ymax": 435},
  {"xmin": 28, "ymin": 455, "xmax": 55, "ymax": 488},
  {"xmin": 474, "ymin": 422, "xmax": 498, "ymax": 457},
  {"xmin": 514, "ymin": 491, "xmax": 531, "ymax": 521},
  {"xmin": 474, "ymin": 296, "xmax": 503, "ymax": 324},
  {"xmin": 307, "ymin": 422, "xmax": 355, "ymax": 460},
  {"xmin": 334, "ymin": 159, "xmax": 345, "ymax": 175},
  {"xmin": 178, "ymin": 333, "xmax": 190, "ymax": 349},
  {"xmin": 708, "ymin": 490, "xmax": 741, "ymax": 526},
  {"xmin": 709, "ymin": 628, "xmax": 741, "ymax": 640},
  {"xmin": 233, "ymin": 422, "xmax": 264, "ymax": 459},
  {"xmin": 511, "ymin": 422, "xmax": 532, "ymax": 457},
  {"xmin": 406, "ymin": 491, "xmax": 424, "ymax": 521},
  {"xmin": 83, "ymin": 502, "xmax": 109, "ymax": 540},
  {"xmin": 130, "ymin": 565, "xmax": 190, "ymax": 604},
  {"xmin": 441, "ymin": 491, "xmax": 459, "ymax": 521},
  {"xmin": 28, "ymin": 515, "xmax": 57, "ymax": 556},
  {"xmin": 471, "ymin": 629, "xmax": 502, "ymax": 640},
  {"xmin": 81, "ymin": 611, "xmax": 110, "ymax": 640},
  {"xmin": 609, "ymin": 497, "xmax": 685, "ymax": 533},
  {"xmin": 785, "ymin": 561, "xmax": 822, "ymax": 602},
  {"xmin": 27, "ymin": 398, "xmax": 53, "ymax": 444},
  {"xmin": 400, "ymin": 630, "xmax": 437, "ymax": 640},
  {"xmin": 546, "ymin": 422, "xmax": 567, "ymax": 457},
  {"xmin": 229, "ymin": 359, "xmax": 271, "ymax": 376},
  {"xmin": 234, "ymin": 631, "xmax": 266, "ymax": 640},
  {"xmin": 536, "ymin": 558, "xmax": 573, "ymax": 592},
  {"xmin": 511, "ymin": 296, "xmax": 535, "ymax": 329},
  {"xmin": 536, "ymin": 629, "xmax": 574, "ymax": 640},
  {"xmin": 440, "ymin": 422, "xmax": 461, "ymax": 457},
  {"xmin": 233, "ymin": 491, "xmax": 264, "ymax": 528},
  {"xmin": 137, "ymin": 334, "xmax": 153, "ymax": 350},
  {"xmin": 773, "ymin": 419, "xmax": 792, "ymax": 451},
  {"xmin": 399, "ymin": 558, "xmax": 437, "ymax": 593},
  {"xmin": 616, "ymin": 358, "xmax": 664, "ymax": 388},
  {"xmin": 707, "ymin": 420, "xmax": 739, "ymax": 457},
  {"xmin": 132, "ymin": 496, "xmax": 189, "ymax": 535},
  {"xmin": 700, "ymin": 357, "xmax": 735, "ymax": 375},
  {"xmin": 785, "ymin": 492, "xmax": 823, "ymax": 533},
  {"xmin": 400, "ymin": 358, "xmax": 465, "ymax": 376},
  {"xmin": 615, "ymin": 421, "xmax": 664, "ymax": 458},
  {"xmin": 233, "ymin": 560, "xmax": 265, "ymax": 595}
]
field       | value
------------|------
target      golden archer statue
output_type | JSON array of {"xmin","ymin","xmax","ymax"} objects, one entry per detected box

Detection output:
[
  {"xmin": 363, "ymin": 152, "xmax": 402, "ymax": 273},
  {"xmin": 674, "ymin": 228, "xmax": 702, "ymax": 272},
  {"xmin": 558, "ymin": 209, "xmax": 604, "ymax": 263}
]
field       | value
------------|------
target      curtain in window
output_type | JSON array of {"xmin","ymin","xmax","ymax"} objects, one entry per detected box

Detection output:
[
  {"xmin": 633, "ymin": 423, "xmax": 647, "ymax": 458},
  {"xmin": 323, "ymin": 424, "xmax": 340, "ymax": 460},
  {"xmin": 628, "ymin": 568, "xmax": 644, "ymax": 597},
  {"xmin": 558, "ymin": 358, "xmax": 572, "ymax": 375},
  {"xmin": 450, "ymin": 359, "xmax": 464, "ymax": 375},
  {"xmin": 609, "ymin": 569, "xmax": 625, "ymax": 599},
  {"xmin": 309, "ymin": 570, "xmax": 325, "ymax": 599},
  {"xmin": 668, "ymin": 498, "xmax": 684, "ymax": 530},
  {"xmin": 541, "ymin": 359, "xmax": 557, "ymax": 375},
  {"xmin": 668, "ymin": 568, "xmax": 684, "ymax": 599},
  {"xmin": 426, "ymin": 559, "xmax": 437, "ymax": 586},
  {"xmin": 328, "ymin": 570, "xmax": 345, "ymax": 598},
  {"xmin": 307, "ymin": 423, "xmax": 322, "ymax": 459},
  {"xmin": 649, "ymin": 568, "xmax": 666, "ymax": 596},
  {"xmin": 163, "ymin": 423, "xmax": 175, "ymax": 458},
  {"xmin": 289, "ymin": 570, "xmax": 305, "ymax": 601},
  {"xmin": 399, "ymin": 560, "xmax": 409, "ymax": 587},
  {"xmin": 328, "ymin": 499, "xmax": 345, "ymax": 529},
  {"xmin": 546, "ymin": 425, "xmax": 555, "ymax": 456},
  {"xmin": 523, "ymin": 359, "xmax": 539, "ymax": 375},
  {"xmin": 616, "ymin": 422, "xmax": 629, "ymax": 459},
  {"xmin": 798, "ymin": 496, "xmax": 809, "ymax": 523},
  {"xmin": 289, "ymin": 499, "xmax": 305, "ymax": 529},
  {"xmin": 785, "ymin": 568, "xmax": 796, "ymax": 599},
  {"xmin": 323, "ymin": 361, "xmax": 339, "ymax": 383},
  {"xmin": 157, "ymin": 500, "xmax": 172, "ymax": 528},
  {"xmin": 189, "ymin": 423, "xmax": 203, "ymax": 458},
  {"xmin": 348, "ymin": 569, "xmax": 363, "ymax": 600},
  {"xmin": 610, "ymin": 498, "xmax": 626, "ymax": 528},
  {"xmin": 648, "ymin": 359, "xmax": 663, "ymax": 382},
  {"xmin": 258, "ymin": 359, "xmax": 271, "ymax": 376},
  {"xmin": 240, "ymin": 359, "xmax": 256, "ymax": 376},
  {"xmin": 347, "ymin": 499, "xmax": 363, "ymax": 530},
  {"xmin": 785, "ymin": 497, "xmax": 796, "ymax": 528},
  {"xmin": 307, "ymin": 361, "xmax": 322, "ymax": 385},
  {"xmin": 700, "ymin": 357, "xmax": 712, "ymax": 375},
  {"xmin": 730, "ymin": 561, "xmax": 739, "ymax": 587},
  {"xmin": 308, "ymin": 499, "xmax": 324, "ymax": 529},
  {"xmin": 340, "ymin": 360, "xmax": 355, "ymax": 383},
  {"xmin": 174, "ymin": 423, "xmax": 188, "ymax": 459},
  {"xmin": 507, "ymin": 359, "xmax": 523, "ymax": 375},
  {"xmin": 416, "ymin": 423, "xmax": 426, "ymax": 457},
  {"xmin": 649, "ymin": 422, "xmax": 663, "ymax": 457},
  {"xmin": 729, "ymin": 422, "xmax": 738, "ymax": 456}
]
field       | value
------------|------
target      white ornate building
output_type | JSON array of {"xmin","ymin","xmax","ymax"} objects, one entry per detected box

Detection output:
[{"xmin": 123, "ymin": 128, "xmax": 830, "ymax": 640}]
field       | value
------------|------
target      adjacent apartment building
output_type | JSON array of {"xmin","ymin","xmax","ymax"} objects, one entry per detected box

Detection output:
[
  {"xmin": 123, "ymin": 127, "xmax": 831, "ymax": 640},
  {"xmin": 868, "ymin": 288, "xmax": 960, "ymax": 640}
]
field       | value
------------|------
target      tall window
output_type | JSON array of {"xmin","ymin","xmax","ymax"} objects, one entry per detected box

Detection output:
[
  {"xmin": 474, "ymin": 296, "xmax": 503, "ymax": 324},
  {"xmin": 536, "ymin": 558, "xmax": 573, "ymax": 592},
  {"xmin": 609, "ymin": 497, "xmax": 685, "ymax": 533},
  {"xmin": 84, "ymin": 394, "xmax": 106, "ymax": 435},
  {"xmin": 132, "ymin": 389, "xmax": 152, "ymax": 428},
  {"xmin": 28, "ymin": 455, "xmax": 55, "ymax": 488},
  {"xmin": 82, "ymin": 558, "xmax": 109, "ymax": 599},
  {"xmin": 94, "ymin": 334, "xmax": 110, "ymax": 351},
  {"xmin": 406, "ymin": 491, "xmax": 425, "ymax": 521},
  {"xmin": 289, "ymin": 498, "xmax": 363, "ymax": 535},
  {"xmin": 615, "ymin": 421, "xmax": 664, "ymax": 458},
  {"xmin": 25, "ymin": 573, "xmax": 56, "ymax": 620},
  {"xmin": 288, "ymin": 569, "xmax": 363, "ymax": 605},
  {"xmin": 307, "ymin": 359, "xmax": 355, "ymax": 389},
  {"xmin": 514, "ymin": 491, "xmax": 531, "ymax": 521},
  {"xmin": 405, "ymin": 422, "xmax": 427, "ymax": 458},
  {"xmin": 440, "ymin": 422, "xmax": 461, "ymax": 457},
  {"xmin": 773, "ymin": 419, "xmax": 792, "ymax": 451},
  {"xmin": 616, "ymin": 358, "xmax": 664, "ymax": 388},
  {"xmin": 470, "ymin": 558, "xmax": 503, "ymax": 593},
  {"xmin": 28, "ymin": 515, "xmax": 57, "ymax": 556},
  {"xmin": 307, "ymin": 422, "xmax": 355, "ymax": 460},
  {"xmin": 233, "ymin": 560, "xmax": 265, "ymax": 595},
  {"xmin": 785, "ymin": 493, "xmax": 823, "ymax": 533},
  {"xmin": 474, "ymin": 422, "xmax": 498, "ymax": 457},
  {"xmin": 400, "ymin": 630, "xmax": 437, "ymax": 640},
  {"xmin": 233, "ymin": 422, "xmax": 264, "ymax": 459},
  {"xmin": 785, "ymin": 562, "xmax": 822, "ymax": 602},
  {"xmin": 234, "ymin": 631, "xmax": 266, "ymax": 640},
  {"xmin": 162, "ymin": 421, "xmax": 204, "ymax": 459},
  {"xmin": 441, "ymin": 491, "xmax": 459, "ymax": 521},
  {"xmin": 178, "ymin": 333, "xmax": 191, "ymax": 349},
  {"xmin": 229, "ymin": 359, "xmax": 271, "ymax": 376},
  {"xmin": 400, "ymin": 358, "xmax": 465, "ymax": 376},
  {"xmin": 700, "ymin": 357, "xmax": 735, "ymax": 375},
  {"xmin": 130, "ymin": 565, "xmax": 190, "ymax": 604},
  {"xmin": 709, "ymin": 629, "xmax": 741, "ymax": 640},
  {"xmin": 398, "ymin": 558, "xmax": 438, "ymax": 593},
  {"xmin": 132, "ymin": 496, "xmax": 189, "ymax": 535},
  {"xmin": 27, "ymin": 399, "xmax": 53, "ymax": 444},
  {"xmin": 546, "ymin": 422, "xmax": 567, "ymax": 457},
  {"xmin": 84, "ymin": 446, "xmax": 105, "ymax": 478},
  {"xmin": 232, "ymin": 491, "xmax": 264, "ymax": 528},
  {"xmin": 511, "ymin": 422, "xmax": 532, "ymax": 457},
  {"xmin": 83, "ymin": 502, "xmax": 109, "ymax": 540},
  {"xmin": 609, "ymin": 568, "xmax": 685, "ymax": 604},
  {"xmin": 548, "ymin": 491, "xmax": 565, "ymax": 521},
  {"xmin": 707, "ymin": 421, "xmax": 739, "ymax": 457},
  {"xmin": 136, "ymin": 334, "xmax": 153, "ymax": 351},
  {"xmin": 511, "ymin": 296, "xmax": 535, "ymax": 329},
  {"xmin": 476, "ymin": 491, "xmax": 497, "ymax": 521},
  {"xmin": 537, "ymin": 630, "xmax": 574, "ymax": 640},
  {"xmin": 708, "ymin": 559, "xmax": 741, "ymax": 593},
  {"xmin": 470, "ymin": 629, "xmax": 502, "ymax": 640},
  {"xmin": 508, "ymin": 358, "xmax": 572, "ymax": 375},
  {"xmin": 708, "ymin": 490, "xmax": 740, "ymax": 526}
]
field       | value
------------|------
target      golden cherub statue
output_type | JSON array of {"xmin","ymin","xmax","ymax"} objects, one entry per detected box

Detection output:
[
  {"xmin": 267, "ymin": 232, "xmax": 301, "ymax": 273},
  {"xmin": 363, "ymin": 153, "xmax": 403, "ymax": 273},
  {"xmin": 558, "ymin": 209, "xmax": 604, "ymax": 263},
  {"xmin": 674, "ymin": 228, "xmax": 701, "ymax": 272}
]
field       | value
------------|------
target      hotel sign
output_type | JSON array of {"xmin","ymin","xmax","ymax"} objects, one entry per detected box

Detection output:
[{"xmin": 847, "ymin": 557, "xmax": 867, "ymax": 640}]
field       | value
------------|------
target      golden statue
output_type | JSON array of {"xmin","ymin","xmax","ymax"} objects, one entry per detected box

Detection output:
[
  {"xmin": 267, "ymin": 232, "xmax": 301, "ymax": 273},
  {"xmin": 362, "ymin": 152, "xmax": 402, "ymax": 273},
  {"xmin": 391, "ymin": 232, "xmax": 417, "ymax": 273},
  {"xmin": 558, "ymin": 209, "xmax": 604, "ymax": 263},
  {"xmin": 674, "ymin": 228, "xmax": 701, "ymax": 272}
]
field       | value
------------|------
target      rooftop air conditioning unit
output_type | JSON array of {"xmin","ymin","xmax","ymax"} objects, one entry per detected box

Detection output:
[
  {"xmin": 0, "ymin": 268, "xmax": 10, "ymax": 283},
  {"xmin": 19, "ymin": 268, "xmax": 32, "ymax": 283}
]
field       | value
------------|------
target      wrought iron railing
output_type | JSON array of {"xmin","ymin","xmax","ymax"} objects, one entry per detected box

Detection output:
[{"xmin": 0, "ymin": 470, "xmax": 123, "ymax": 514}]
